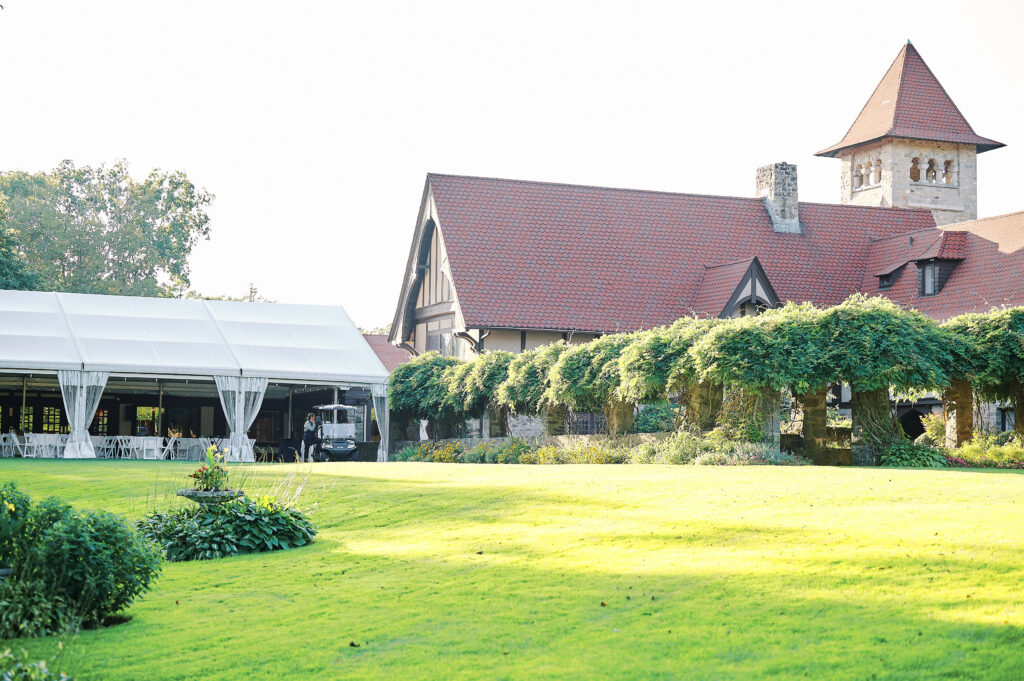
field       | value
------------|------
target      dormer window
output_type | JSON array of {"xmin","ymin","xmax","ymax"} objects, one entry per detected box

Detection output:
[
  {"xmin": 879, "ymin": 274, "xmax": 893, "ymax": 290},
  {"xmin": 921, "ymin": 262, "xmax": 937, "ymax": 295}
]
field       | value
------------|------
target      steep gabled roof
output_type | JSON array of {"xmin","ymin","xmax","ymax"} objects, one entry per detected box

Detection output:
[
  {"xmin": 816, "ymin": 42, "xmax": 1004, "ymax": 157},
  {"xmin": 421, "ymin": 173, "xmax": 936, "ymax": 333},
  {"xmin": 362, "ymin": 334, "xmax": 412, "ymax": 373},
  {"xmin": 859, "ymin": 211, "xmax": 1024, "ymax": 319}
]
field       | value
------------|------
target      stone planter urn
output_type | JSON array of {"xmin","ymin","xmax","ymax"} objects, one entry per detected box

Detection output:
[{"xmin": 176, "ymin": 489, "xmax": 243, "ymax": 506}]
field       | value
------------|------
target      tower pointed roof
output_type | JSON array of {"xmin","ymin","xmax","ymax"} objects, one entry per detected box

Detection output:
[{"xmin": 816, "ymin": 42, "xmax": 1004, "ymax": 157}]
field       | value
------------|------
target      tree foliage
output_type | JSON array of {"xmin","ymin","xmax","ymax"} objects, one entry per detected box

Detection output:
[
  {"xmin": 495, "ymin": 342, "xmax": 568, "ymax": 415},
  {"xmin": 0, "ymin": 193, "xmax": 38, "ymax": 290},
  {"xmin": 945, "ymin": 308, "xmax": 1024, "ymax": 402},
  {"xmin": 545, "ymin": 333, "xmax": 637, "ymax": 411},
  {"xmin": 0, "ymin": 160, "xmax": 213, "ymax": 296},
  {"xmin": 617, "ymin": 318, "xmax": 716, "ymax": 403},
  {"xmin": 388, "ymin": 352, "xmax": 464, "ymax": 422}
]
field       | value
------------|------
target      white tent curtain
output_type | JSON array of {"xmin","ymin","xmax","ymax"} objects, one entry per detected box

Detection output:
[
  {"xmin": 213, "ymin": 375, "xmax": 268, "ymax": 463},
  {"xmin": 57, "ymin": 370, "xmax": 108, "ymax": 459},
  {"xmin": 371, "ymin": 383, "xmax": 390, "ymax": 462}
]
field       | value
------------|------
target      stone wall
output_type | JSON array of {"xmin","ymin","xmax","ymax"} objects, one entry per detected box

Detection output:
[{"xmin": 839, "ymin": 139, "xmax": 977, "ymax": 225}]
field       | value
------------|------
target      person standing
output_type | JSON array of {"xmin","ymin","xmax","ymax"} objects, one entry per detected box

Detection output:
[{"xmin": 302, "ymin": 412, "xmax": 318, "ymax": 463}]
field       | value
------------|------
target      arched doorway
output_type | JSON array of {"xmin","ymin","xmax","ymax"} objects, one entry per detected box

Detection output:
[{"xmin": 899, "ymin": 409, "xmax": 926, "ymax": 440}]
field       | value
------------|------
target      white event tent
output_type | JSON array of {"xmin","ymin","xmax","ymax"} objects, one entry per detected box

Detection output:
[{"xmin": 0, "ymin": 290, "xmax": 391, "ymax": 461}]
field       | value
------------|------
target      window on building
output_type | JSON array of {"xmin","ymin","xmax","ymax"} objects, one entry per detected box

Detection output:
[
  {"xmin": 910, "ymin": 157, "xmax": 921, "ymax": 182},
  {"xmin": 873, "ymin": 159, "xmax": 882, "ymax": 184},
  {"xmin": 41, "ymin": 406, "xmax": 66, "ymax": 434},
  {"xmin": 19, "ymin": 407, "xmax": 34, "ymax": 433},
  {"xmin": 90, "ymin": 409, "xmax": 109, "ymax": 436},
  {"xmin": 943, "ymin": 160, "xmax": 954, "ymax": 185},
  {"xmin": 853, "ymin": 164, "xmax": 864, "ymax": 189},
  {"xmin": 920, "ymin": 262, "xmax": 938, "ymax": 296},
  {"xmin": 879, "ymin": 274, "xmax": 893, "ymax": 290},
  {"xmin": 925, "ymin": 158, "xmax": 938, "ymax": 183},
  {"xmin": 865, "ymin": 161, "xmax": 873, "ymax": 186}
]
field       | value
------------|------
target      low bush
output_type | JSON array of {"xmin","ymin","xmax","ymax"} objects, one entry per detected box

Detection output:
[
  {"xmin": 138, "ymin": 495, "xmax": 317, "ymax": 562},
  {"xmin": 520, "ymin": 441, "xmax": 627, "ymax": 465},
  {"xmin": 0, "ymin": 579, "xmax": 75, "ymax": 639},
  {"xmin": 879, "ymin": 440, "xmax": 947, "ymax": 468},
  {"xmin": 0, "ymin": 649, "xmax": 73, "ymax": 681},
  {"xmin": 692, "ymin": 442, "xmax": 812, "ymax": 466},
  {"xmin": 0, "ymin": 483, "xmax": 161, "ymax": 637},
  {"xmin": 17, "ymin": 507, "xmax": 162, "ymax": 628},
  {"xmin": 0, "ymin": 482, "xmax": 31, "ymax": 568},
  {"xmin": 951, "ymin": 433, "xmax": 1024, "ymax": 468}
]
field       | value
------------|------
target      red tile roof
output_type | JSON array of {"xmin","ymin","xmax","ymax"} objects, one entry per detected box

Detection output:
[
  {"xmin": 362, "ymin": 334, "xmax": 412, "ymax": 373},
  {"xmin": 816, "ymin": 43, "xmax": 1003, "ymax": 157},
  {"xmin": 859, "ymin": 212, "xmax": 1024, "ymax": 319},
  {"xmin": 692, "ymin": 259, "xmax": 754, "ymax": 318},
  {"xmin": 428, "ymin": 173, "xmax": 938, "ymax": 333}
]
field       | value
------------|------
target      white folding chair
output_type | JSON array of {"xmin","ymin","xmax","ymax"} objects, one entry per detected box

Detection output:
[
  {"xmin": 8, "ymin": 432, "xmax": 26, "ymax": 458},
  {"xmin": 97, "ymin": 436, "xmax": 118, "ymax": 459},
  {"xmin": 23, "ymin": 434, "xmax": 39, "ymax": 458},
  {"xmin": 161, "ymin": 436, "xmax": 179, "ymax": 460},
  {"xmin": 140, "ymin": 436, "xmax": 161, "ymax": 460},
  {"xmin": 0, "ymin": 434, "xmax": 11, "ymax": 458}
]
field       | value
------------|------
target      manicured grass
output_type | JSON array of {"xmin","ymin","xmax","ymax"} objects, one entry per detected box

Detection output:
[{"xmin": 3, "ymin": 460, "xmax": 1024, "ymax": 680}]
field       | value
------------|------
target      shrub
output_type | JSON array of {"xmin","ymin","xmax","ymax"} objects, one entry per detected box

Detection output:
[
  {"xmin": 878, "ymin": 440, "xmax": 947, "ymax": 468},
  {"xmin": 692, "ymin": 442, "xmax": 812, "ymax": 466},
  {"xmin": 0, "ymin": 649, "xmax": 73, "ymax": 681},
  {"xmin": 494, "ymin": 438, "xmax": 535, "ymax": 463},
  {"xmin": 518, "ymin": 441, "xmax": 627, "ymax": 465},
  {"xmin": 138, "ymin": 495, "xmax": 317, "ymax": 562},
  {"xmin": 17, "ymin": 506, "xmax": 162, "ymax": 628},
  {"xmin": 464, "ymin": 441, "xmax": 497, "ymax": 463},
  {"xmin": 0, "ymin": 579, "xmax": 75, "ymax": 639},
  {"xmin": 392, "ymin": 445, "xmax": 420, "ymax": 462},
  {"xmin": 915, "ymin": 412, "xmax": 946, "ymax": 447},
  {"xmin": 633, "ymin": 401, "xmax": 677, "ymax": 433},
  {"xmin": 953, "ymin": 433, "xmax": 1024, "ymax": 468},
  {"xmin": 0, "ymin": 482, "xmax": 31, "ymax": 567}
]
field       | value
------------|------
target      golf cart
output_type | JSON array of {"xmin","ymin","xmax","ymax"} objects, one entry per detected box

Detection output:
[{"xmin": 313, "ymin": 404, "xmax": 360, "ymax": 461}]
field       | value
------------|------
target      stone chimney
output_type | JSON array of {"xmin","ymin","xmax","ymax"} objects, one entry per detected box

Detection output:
[{"xmin": 756, "ymin": 162, "xmax": 801, "ymax": 234}]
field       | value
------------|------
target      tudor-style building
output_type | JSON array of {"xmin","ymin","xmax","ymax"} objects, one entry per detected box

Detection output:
[{"xmin": 390, "ymin": 42, "xmax": 1017, "ymax": 369}]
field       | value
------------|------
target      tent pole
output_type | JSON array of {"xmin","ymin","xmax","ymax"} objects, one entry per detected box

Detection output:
[
  {"xmin": 287, "ymin": 389, "xmax": 293, "ymax": 438},
  {"xmin": 157, "ymin": 381, "xmax": 164, "ymax": 437},
  {"xmin": 20, "ymin": 376, "xmax": 27, "ymax": 431}
]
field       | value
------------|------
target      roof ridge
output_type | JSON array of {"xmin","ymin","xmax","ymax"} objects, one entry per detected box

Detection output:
[
  {"xmin": 430, "ymin": 173, "xmax": 936, "ymax": 216},
  {"xmin": 703, "ymin": 257, "xmax": 755, "ymax": 270},
  {"xmin": 428, "ymin": 172, "xmax": 765, "ymax": 203},
  {"xmin": 941, "ymin": 209, "xmax": 1024, "ymax": 227},
  {"xmin": 897, "ymin": 43, "xmax": 979, "ymax": 137},
  {"xmin": 867, "ymin": 226, "xmax": 943, "ymax": 244}
]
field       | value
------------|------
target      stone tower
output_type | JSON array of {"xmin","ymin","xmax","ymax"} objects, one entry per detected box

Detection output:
[{"xmin": 816, "ymin": 42, "xmax": 1004, "ymax": 226}]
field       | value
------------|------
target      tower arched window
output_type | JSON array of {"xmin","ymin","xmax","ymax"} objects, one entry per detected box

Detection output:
[
  {"xmin": 873, "ymin": 159, "xmax": 882, "ymax": 184},
  {"xmin": 865, "ymin": 161, "xmax": 873, "ymax": 186},
  {"xmin": 943, "ymin": 160, "xmax": 954, "ymax": 185},
  {"xmin": 854, "ymin": 164, "xmax": 864, "ymax": 189},
  {"xmin": 910, "ymin": 157, "xmax": 921, "ymax": 182},
  {"xmin": 926, "ymin": 159, "xmax": 938, "ymax": 183}
]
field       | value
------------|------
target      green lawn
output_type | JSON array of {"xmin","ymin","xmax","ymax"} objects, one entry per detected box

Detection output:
[{"xmin": 2, "ymin": 460, "xmax": 1023, "ymax": 680}]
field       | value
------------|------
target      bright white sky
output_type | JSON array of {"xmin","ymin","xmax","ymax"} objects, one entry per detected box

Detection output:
[{"xmin": 2, "ymin": 1, "xmax": 1021, "ymax": 328}]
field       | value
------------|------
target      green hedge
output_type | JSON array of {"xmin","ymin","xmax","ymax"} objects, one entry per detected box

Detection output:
[{"xmin": 389, "ymin": 295, "xmax": 1024, "ymax": 438}]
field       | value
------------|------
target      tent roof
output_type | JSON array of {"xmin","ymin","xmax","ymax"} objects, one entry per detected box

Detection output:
[{"xmin": 0, "ymin": 290, "xmax": 389, "ymax": 385}]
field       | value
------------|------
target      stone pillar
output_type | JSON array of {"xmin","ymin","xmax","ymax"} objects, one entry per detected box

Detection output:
[
  {"xmin": 604, "ymin": 400, "xmax": 635, "ymax": 436},
  {"xmin": 851, "ymin": 387, "xmax": 900, "ymax": 466},
  {"xmin": 943, "ymin": 379, "xmax": 973, "ymax": 448},
  {"xmin": 542, "ymin": 405, "xmax": 567, "ymax": 436},
  {"xmin": 797, "ymin": 387, "xmax": 829, "ymax": 464},
  {"xmin": 683, "ymin": 381, "xmax": 723, "ymax": 432}
]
